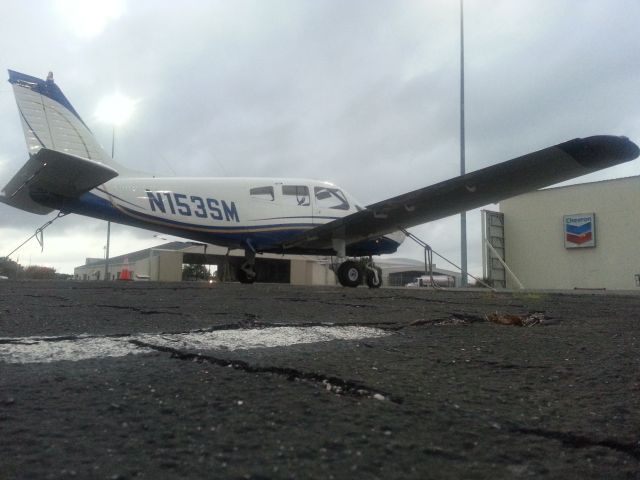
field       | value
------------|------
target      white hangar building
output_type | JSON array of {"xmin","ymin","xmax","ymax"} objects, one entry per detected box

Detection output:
[
  {"xmin": 485, "ymin": 175, "xmax": 640, "ymax": 290},
  {"xmin": 74, "ymin": 242, "xmax": 338, "ymax": 285},
  {"xmin": 73, "ymin": 242, "xmax": 458, "ymax": 287}
]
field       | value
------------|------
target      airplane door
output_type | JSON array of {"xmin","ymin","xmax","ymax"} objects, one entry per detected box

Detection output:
[
  {"xmin": 312, "ymin": 186, "xmax": 350, "ymax": 225},
  {"xmin": 279, "ymin": 184, "xmax": 313, "ymax": 224}
]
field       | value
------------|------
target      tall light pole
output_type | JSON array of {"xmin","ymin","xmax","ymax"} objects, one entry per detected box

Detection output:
[
  {"xmin": 103, "ymin": 127, "xmax": 115, "ymax": 280},
  {"xmin": 96, "ymin": 93, "xmax": 136, "ymax": 281},
  {"xmin": 459, "ymin": 0, "xmax": 468, "ymax": 287}
]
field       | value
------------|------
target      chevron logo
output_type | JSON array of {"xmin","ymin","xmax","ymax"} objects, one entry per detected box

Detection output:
[{"xmin": 564, "ymin": 214, "xmax": 595, "ymax": 248}]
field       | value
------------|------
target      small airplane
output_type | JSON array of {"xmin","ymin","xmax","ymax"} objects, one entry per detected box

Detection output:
[{"xmin": 1, "ymin": 70, "xmax": 638, "ymax": 287}]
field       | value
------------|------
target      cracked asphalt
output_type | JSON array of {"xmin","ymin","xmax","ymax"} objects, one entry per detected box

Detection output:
[{"xmin": 1, "ymin": 281, "xmax": 639, "ymax": 479}]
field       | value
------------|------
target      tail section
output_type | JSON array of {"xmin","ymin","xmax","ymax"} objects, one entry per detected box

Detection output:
[
  {"xmin": 8, "ymin": 70, "xmax": 113, "ymax": 165},
  {"xmin": 2, "ymin": 71, "xmax": 122, "ymax": 214}
]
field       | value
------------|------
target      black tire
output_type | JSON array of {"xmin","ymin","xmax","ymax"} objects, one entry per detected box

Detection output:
[
  {"xmin": 237, "ymin": 266, "xmax": 256, "ymax": 284},
  {"xmin": 337, "ymin": 261, "xmax": 362, "ymax": 288},
  {"xmin": 366, "ymin": 267, "xmax": 382, "ymax": 289}
]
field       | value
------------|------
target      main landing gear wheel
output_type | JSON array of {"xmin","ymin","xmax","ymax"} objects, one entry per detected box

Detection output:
[
  {"xmin": 366, "ymin": 267, "xmax": 382, "ymax": 289},
  {"xmin": 337, "ymin": 260, "xmax": 362, "ymax": 288},
  {"xmin": 237, "ymin": 260, "xmax": 256, "ymax": 284}
]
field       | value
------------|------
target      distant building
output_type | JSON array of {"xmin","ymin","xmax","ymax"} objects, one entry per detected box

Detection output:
[
  {"xmin": 74, "ymin": 242, "xmax": 338, "ymax": 285},
  {"xmin": 73, "ymin": 242, "xmax": 455, "ymax": 287},
  {"xmin": 495, "ymin": 176, "xmax": 640, "ymax": 290},
  {"xmin": 376, "ymin": 257, "xmax": 461, "ymax": 287}
]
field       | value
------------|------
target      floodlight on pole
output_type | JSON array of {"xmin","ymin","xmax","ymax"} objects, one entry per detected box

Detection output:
[{"xmin": 95, "ymin": 93, "xmax": 136, "ymax": 281}]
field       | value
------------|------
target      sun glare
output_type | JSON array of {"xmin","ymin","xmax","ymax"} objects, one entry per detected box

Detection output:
[
  {"xmin": 95, "ymin": 93, "xmax": 136, "ymax": 126},
  {"xmin": 55, "ymin": 0, "xmax": 125, "ymax": 39}
]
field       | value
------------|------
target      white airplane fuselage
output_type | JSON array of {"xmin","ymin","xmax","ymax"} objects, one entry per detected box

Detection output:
[{"xmin": 52, "ymin": 176, "xmax": 405, "ymax": 256}]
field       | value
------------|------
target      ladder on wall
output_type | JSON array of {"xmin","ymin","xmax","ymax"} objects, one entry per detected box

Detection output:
[{"xmin": 482, "ymin": 210, "xmax": 507, "ymax": 288}]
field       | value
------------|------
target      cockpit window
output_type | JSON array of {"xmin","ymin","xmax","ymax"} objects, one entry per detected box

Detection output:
[
  {"xmin": 250, "ymin": 186, "xmax": 274, "ymax": 201},
  {"xmin": 314, "ymin": 187, "xmax": 349, "ymax": 210},
  {"xmin": 281, "ymin": 185, "xmax": 310, "ymax": 206}
]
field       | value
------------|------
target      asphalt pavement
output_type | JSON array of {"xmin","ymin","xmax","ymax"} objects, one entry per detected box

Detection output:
[{"xmin": 1, "ymin": 281, "xmax": 638, "ymax": 479}]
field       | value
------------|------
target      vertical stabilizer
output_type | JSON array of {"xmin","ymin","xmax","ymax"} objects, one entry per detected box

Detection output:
[{"xmin": 7, "ymin": 70, "xmax": 123, "ymax": 171}]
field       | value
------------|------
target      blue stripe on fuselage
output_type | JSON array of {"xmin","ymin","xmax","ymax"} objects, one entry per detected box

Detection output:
[
  {"xmin": 57, "ymin": 192, "xmax": 401, "ymax": 255},
  {"xmin": 60, "ymin": 192, "xmax": 313, "ymax": 249}
]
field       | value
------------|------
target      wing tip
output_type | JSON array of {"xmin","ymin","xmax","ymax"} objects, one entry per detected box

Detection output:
[{"xmin": 560, "ymin": 135, "xmax": 639, "ymax": 169}]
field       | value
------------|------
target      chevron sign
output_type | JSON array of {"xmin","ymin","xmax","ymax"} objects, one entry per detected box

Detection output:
[{"xmin": 564, "ymin": 213, "xmax": 596, "ymax": 248}]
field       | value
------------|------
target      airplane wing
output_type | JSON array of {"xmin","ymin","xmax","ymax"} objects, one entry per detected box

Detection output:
[
  {"xmin": 280, "ymin": 135, "xmax": 639, "ymax": 253},
  {"xmin": 0, "ymin": 148, "xmax": 119, "ymax": 214}
]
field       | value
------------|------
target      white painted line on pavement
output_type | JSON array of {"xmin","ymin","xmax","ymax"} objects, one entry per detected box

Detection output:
[{"xmin": 0, "ymin": 326, "xmax": 389, "ymax": 364}]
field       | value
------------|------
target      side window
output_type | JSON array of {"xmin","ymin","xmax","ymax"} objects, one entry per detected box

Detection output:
[
  {"xmin": 250, "ymin": 186, "xmax": 274, "ymax": 201},
  {"xmin": 314, "ymin": 187, "xmax": 349, "ymax": 210},
  {"xmin": 281, "ymin": 185, "xmax": 310, "ymax": 206}
]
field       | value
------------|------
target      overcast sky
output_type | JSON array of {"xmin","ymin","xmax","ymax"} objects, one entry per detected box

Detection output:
[{"xmin": 0, "ymin": 0, "xmax": 638, "ymax": 276}]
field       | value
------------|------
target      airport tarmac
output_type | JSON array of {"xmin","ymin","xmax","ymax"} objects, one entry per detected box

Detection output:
[{"xmin": 1, "ymin": 281, "xmax": 638, "ymax": 479}]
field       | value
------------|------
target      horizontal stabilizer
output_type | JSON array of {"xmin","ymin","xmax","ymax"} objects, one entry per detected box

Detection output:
[{"xmin": 0, "ymin": 149, "xmax": 118, "ymax": 214}]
